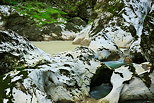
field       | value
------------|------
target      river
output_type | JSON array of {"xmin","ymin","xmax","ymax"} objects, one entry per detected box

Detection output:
[{"xmin": 32, "ymin": 41, "xmax": 79, "ymax": 55}]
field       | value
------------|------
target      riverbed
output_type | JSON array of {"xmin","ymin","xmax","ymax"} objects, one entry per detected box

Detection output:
[
  {"xmin": 31, "ymin": 41, "xmax": 79, "ymax": 55},
  {"xmin": 31, "ymin": 41, "xmax": 154, "ymax": 103}
]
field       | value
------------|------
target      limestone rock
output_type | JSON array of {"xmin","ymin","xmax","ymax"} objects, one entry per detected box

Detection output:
[
  {"xmin": 0, "ymin": 30, "xmax": 51, "ymax": 74},
  {"xmin": 0, "ymin": 30, "xmax": 105, "ymax": 103},
  {"xmin": 98, "ymin": 63, "xmax": 154, "ymax": 103},
  {"xmin": 0, "ymin": 47, "xmax": 102, "ymax": 103},
  {"xmin": 89, "ymin": 32, "xmax": 121, "ymax": 61},
  {"xmin": 73, "ymin": 24, "xmax": 92, "ymax": 46},
  {"xmin": 129, "ymin": 2, "xmax": 154, "ymax": 64}
]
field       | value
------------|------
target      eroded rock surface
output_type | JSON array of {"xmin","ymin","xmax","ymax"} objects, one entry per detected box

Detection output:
[
  {"xmin": 0, "ymin": 30, "xmax": 51, "ymax": 74},
  {"xmin": 0, "ymin": 30, "xmax": 106, "ymax": 103},
  {"xmin": 0, "ymin": 0, "xmax": 154, "ymax": 103}
]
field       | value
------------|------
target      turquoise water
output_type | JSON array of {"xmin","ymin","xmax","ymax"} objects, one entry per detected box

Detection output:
[{"xmin": 103, "ymin": 60, "xmax": 125, "ymax": 69}]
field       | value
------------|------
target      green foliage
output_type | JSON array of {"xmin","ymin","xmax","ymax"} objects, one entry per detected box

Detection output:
[
  {"xmin": 1, "ymin": 0, "xmax": 18, "ymax": 5},
  {"xmin": 13, "ymin": 2, "xmax": 68, "ymax": 26},
  {"xmin": 50, "ymin": 0, "xmax": 86, "ymax": 16}
]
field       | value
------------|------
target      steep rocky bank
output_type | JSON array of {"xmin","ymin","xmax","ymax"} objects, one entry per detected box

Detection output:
[
  {"xmin": 0, "ymin": 0, "xmax": 154, "ymax": 103},
  {"xmin": 0, "ymin": 2, "xmax": 87, "ymax": 41}
]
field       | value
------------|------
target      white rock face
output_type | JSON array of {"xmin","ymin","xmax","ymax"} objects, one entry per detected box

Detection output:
[
  {"xmin": 0, "ymin": 30, "xmax": 51, "ymax": 66},
  {"xmin": 104, "ymin": 17, "xmax": 134, "ymax": 48},
  {"xmin": 2, "ymin": 47, "xmax": 102, "ymax": 103},
  {"xmin": 122, "ymin": 0, "xmax": 152, "ymax": 37},
  {"xmin": 60, "ymin": 24, "xmax": 78, "ymax": 40},
  {"xmin": 2, "ymin": 70, "xmax": 53, "ymax": 103},
  {"xmin": 73, "ymin": 24, "xmax": 92, "ymax": 46},
  {"xmin": 89, "ymin": 32, "xmax": 121, "ymax": 60},
  {"xmin": 74, "ymin": 0, "xmax": 153, "ymax": 62},
  {"xmin": 0, "ymin": 30, "xmax": 104, "ymax": 102},
  {"xmin": 129, "ymin": 38, "xmax": 142, "ymax": 54},
  {"xmin": 1, "ymin": 1, "xmax": 154, "ymax": 103}
]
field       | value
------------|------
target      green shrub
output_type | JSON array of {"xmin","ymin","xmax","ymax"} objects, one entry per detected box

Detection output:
[{"xmin": 13, "ymin": 2, "xmax": 68, "ymax": 26}]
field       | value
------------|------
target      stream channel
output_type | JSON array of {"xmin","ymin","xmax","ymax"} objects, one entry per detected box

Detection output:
[{"xmin": 32, "ymin": 41, "xmax": 154, "ymax": 103}]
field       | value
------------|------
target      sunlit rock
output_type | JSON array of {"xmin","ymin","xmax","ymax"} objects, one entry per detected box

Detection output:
[
  {"xmin": 73, "ymin": 24, "xmax": 92, "ymax": 46},
  {"xmin": 89, "ymin": 32, "xmax": 121, "ymax": 61}
]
